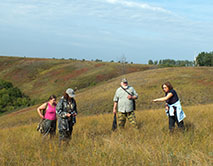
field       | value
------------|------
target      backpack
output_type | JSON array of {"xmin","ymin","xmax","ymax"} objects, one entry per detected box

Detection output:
[{"xmin": 36, "ymin": 103, "xmax": 48, "ymax": 133}]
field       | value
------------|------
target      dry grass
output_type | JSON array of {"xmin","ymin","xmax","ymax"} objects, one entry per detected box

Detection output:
[
  {"xmin": 0, "ymin": 104, "xmax": 212, "ymax": 166},
  {"xmin": 76, "ymin": 67, "xmax": 213, "ymax": 115}
]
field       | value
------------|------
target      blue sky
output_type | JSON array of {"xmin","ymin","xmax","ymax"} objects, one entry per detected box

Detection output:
[{"xmin": 0, "ymin": 0, "xmax": 213, "ymax": 63}]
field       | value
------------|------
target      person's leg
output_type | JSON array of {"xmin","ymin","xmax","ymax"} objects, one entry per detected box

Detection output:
[
  {"xmin": 127, "ymin": 111, "xmax": 138, "ymax": 129},
  {"xmin": 67, "ymin": 120, "xmax": 73, "ymax": 140},
  {"xmin": 169, "ymin": 116, "xmax": 176, "ymax": 132},
  {"xmin": 174, "ymin": 111, "xmax": 185, "ymax": 131},
  {"xmin": 43, "ymin": 119, "xmax": 51, "ymax": 136},
  {"xmin": 177, "ymin": 120, "xmax": 185, "ymax": 130},
  {"xmin": 59, "ymin": 130, "xmax": 70, "ymax": 146},
  {"xmin": 50, "ymin": 120, "xmax": 56, "ymax": 139},
  {"xmin": 118, "ymin": 112, "xmax": 126, "ymax": 129}
]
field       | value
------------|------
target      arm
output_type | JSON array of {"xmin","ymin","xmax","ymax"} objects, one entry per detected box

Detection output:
[
  {"xmin": 56, "ymin": 99, "xmax": 69, "ymax": 118},
  {"xmin": 113, "ymin": 102, "xmax": 118, "ymax": 115},
  {"xmin": 72, "ymin": 99, "xmax": 77, "ymax": 117},
  {"xmin": 37, "ymin": 103, "xmax": 47, "ymax": 119},
  {"xmin": 153, "ymin": 93, "xmax": 173, "ymax": 102}
]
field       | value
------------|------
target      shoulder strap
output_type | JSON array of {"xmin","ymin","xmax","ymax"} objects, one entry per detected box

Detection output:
[
  {"xmin": 120, "ymin": 86, "xmax": 132, "ymax": 96},
  {"xmin": 42, "ymin": 102, "xmax": 48, "ymax": 116}
]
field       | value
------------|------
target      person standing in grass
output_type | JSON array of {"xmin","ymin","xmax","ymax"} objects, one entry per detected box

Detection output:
[
  {"xmin": 113, "ymin": 78, "xmax": 138, "ymax": 129},
  {"xmin": 56, "ymin": 88, "xmax": 77, "ymax": 145},
  {"xmin": 37, "ymin": 95, "xmax": 57, "ymax": 138},
  {"xmin": 153, "ymin": 81, "xmax": 186, "ymax": 132}
]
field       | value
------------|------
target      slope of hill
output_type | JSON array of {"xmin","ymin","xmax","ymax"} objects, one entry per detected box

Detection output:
[
  {"xmin": 0, "ymin": 104, "xmax": 212, "ymax": 165},
  {"xmin": 0, "ymin": 58, "xmax": 212, "ymax": 165},
  {"xmin": 76, "ymin": 67, "xmax": 213, "ymax": 115},
  {"xmin": 0, "ymin": 56, "xmax": 155, "ymax": 102}
]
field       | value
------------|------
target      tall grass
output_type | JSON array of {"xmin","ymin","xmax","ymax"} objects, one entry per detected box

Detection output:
[{"xmin": 0, "ymin": 104, "xmax": 212, "ymax": 166}]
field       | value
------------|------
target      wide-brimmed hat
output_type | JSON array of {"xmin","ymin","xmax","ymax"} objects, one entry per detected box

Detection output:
[{"xmin": 66, "ymin": 88, "xmax": 75, "ymax": 98}]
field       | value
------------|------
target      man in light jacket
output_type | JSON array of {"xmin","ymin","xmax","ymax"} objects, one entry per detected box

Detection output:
[{"xmin": 113, "ymin": 78, "xmax": 138, "ymax": 129}]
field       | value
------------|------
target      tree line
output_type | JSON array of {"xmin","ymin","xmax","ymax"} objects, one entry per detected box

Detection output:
[
  {"xmin": 148, "ymin": 51, "xmax": 213, "ymax": 67},
  {"xmin": 0, "ymin": 79, "xmax": 32, "ymax": 113},
  {"xmin": 148, "ymin": 59, "xmax": 194, "ymax": 67}
]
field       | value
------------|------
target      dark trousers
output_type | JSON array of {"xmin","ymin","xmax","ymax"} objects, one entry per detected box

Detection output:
[
  {"xmin": 43, "ymin": 119, "xmax": 56, "ymax": 138},
  {"xmin": 169, "ymin": 111, "xmax": 184, "ymax": 132},
  {"xmin": 59, "ymin": 120, "xmax": 74, "ymax": 145}
]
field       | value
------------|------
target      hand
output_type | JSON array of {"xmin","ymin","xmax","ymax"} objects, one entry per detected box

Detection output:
[
  {"xmin": 66, "ymin": 113, "xmax": 71, "ymax": 117},
  {"xmin": 127, "ymin": 95, "xmax": 132, "ymax": 99},
  {"xmin": 113, "ymin": 108, "xmax": 117, "ymax": 115},
  {"xmin": 72, "ymin": 113, "xmax": 77, "ymax": 117},
  {"xmin": 40, "ymin": 115, "xmax": 45, "ymax": 119},
  {"xmin": 153, "ymin": 99, "xmax": 158, "ymax": 102}
]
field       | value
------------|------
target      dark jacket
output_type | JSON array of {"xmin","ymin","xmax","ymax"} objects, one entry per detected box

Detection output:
[{"xmin": 56, "ymin": 97, "xmax": 77, "ymax": 131}]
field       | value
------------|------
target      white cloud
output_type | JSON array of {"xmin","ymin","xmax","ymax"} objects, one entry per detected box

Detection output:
[{"xmin": 105, "ymin": 0, "xmax": 171, "ymax": 13}]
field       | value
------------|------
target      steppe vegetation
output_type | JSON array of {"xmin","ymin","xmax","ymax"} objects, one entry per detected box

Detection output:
[
  {"xmin": 0, "ymin": 56, "xmax": 153, "ymax": 102},
  {"xmin": 0, "ymin": 104, "xmax": 212, "ymax": 166},
  {"xmin": 0, "ymin": 57, "xmax": 212, "ymax": 165}
]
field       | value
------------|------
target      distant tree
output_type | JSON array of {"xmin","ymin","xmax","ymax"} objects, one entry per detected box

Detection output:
[
  {"xmin": 154, "ymin": 60, "xmax": 158, "ymax": 65},
  {"xmin": 95, "ymin": 59, "xmax": 102, "ymax": 62},
  {"xmin": 0, "ymin": 79, "xmax": 31, "ymax": 113},
  {"xmin": 196, "ymin": 52, "xmax": 213, "ymax": 66},
  {"xmin": 157, "ymin": 59, "xmax": 194, "ymax": 67},
  {"xmin": 120, "ymin": 55, "xmax": 127, "ymax": 75},
  {"xmin": 148, "ymin": 60, "xmax": 154, "ymax": 65},
  {"xmin": 110, "ymin": 60, "xmax": 114, "ymax": 63}
]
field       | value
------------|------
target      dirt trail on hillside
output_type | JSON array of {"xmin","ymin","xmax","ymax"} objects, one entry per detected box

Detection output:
[{"xmin": 7, "ymin": 105, "xmax": 38, "ymax": 117}]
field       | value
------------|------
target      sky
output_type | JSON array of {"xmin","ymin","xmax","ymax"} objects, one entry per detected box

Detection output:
[{"xmin": 0, "ymin": 0, "xmax": 213, "ymax": 64}]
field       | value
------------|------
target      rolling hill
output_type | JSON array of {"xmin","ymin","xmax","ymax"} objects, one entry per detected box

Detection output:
[
  {"xmin": 0, "ymin": 56, "xmax": 155, "ymax": 103},
  {"xmin": 0, "ymin": 56, "xmax": 213, "ymax": 116},
  {"xmin": 0, "ymin": 57, "xmax": 212, "ymax": 165}
]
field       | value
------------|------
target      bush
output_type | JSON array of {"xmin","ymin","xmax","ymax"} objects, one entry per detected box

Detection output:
[{"xmin": 0, "ymin": 79, "xmax": 31, "ymax": 113}]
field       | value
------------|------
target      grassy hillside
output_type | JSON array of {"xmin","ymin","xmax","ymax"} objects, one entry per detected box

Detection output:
[
  {"xmin": 0, "ymin": 56, "xmax": 154, "ymax": 102},
  {"xmin": 0, "ymin": 57, "xmax": 212, "ymax": 165},
  {"xmin": 76, "ymin": 67, "xmax": 213, "ymax": 115},
  {"xmin": 0, "ymin": 104, "xmax": 212, "ymax": 165},
  {"xmin": 1, "ymin": 56, "xmax": 212, "ymax": 115}
]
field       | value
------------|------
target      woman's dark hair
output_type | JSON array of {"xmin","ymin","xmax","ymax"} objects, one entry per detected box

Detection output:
[
  {"xmin": 63, "ymin": 92, "xmax": 69, "ymax": 100},
  {"xmin": 162, "ymin": 81, "xmax": 173, "ymax": 90},
  {"xmin": 48, "ymin": 95, "xmax": 57, "ymax": 101}
]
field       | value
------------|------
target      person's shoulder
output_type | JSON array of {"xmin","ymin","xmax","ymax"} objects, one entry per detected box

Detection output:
[
  {"xmin": 128, "ymin": 86, "xmax": 134, "ymax": 90},
  {"xmin": 170, "ymin": 89, "xmax": 177, "ymax": 94},
  {"xmin": 116, "ymin": 87, "xmax": 122, "ymax": 91},
  {"xmin": 58, "ymin": 96, "xmax": 65, "ymax": 103}
]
